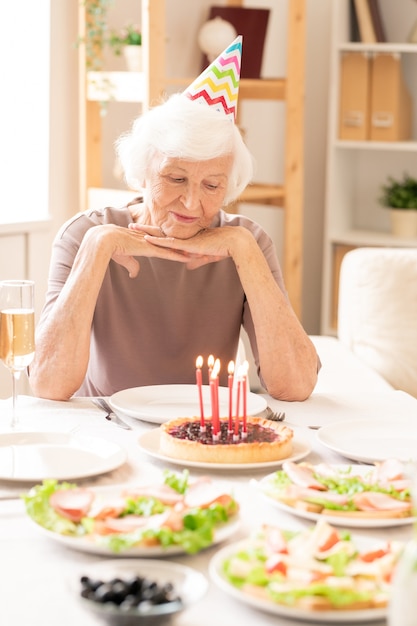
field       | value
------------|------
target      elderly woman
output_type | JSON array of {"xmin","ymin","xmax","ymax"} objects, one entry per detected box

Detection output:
[{"xmin": 30, "ymin": 54, "xmax": 318, "ymax": 401}]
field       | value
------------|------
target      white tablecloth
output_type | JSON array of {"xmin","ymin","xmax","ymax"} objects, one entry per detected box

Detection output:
[{"xmin": 1, "ymin": 387, "xmax": 416, "ymax": 626}]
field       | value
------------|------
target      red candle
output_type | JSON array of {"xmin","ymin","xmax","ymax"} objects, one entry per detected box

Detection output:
[
  {"xmin": 211, "ymin": 358, "xmax": 221, "ymax": 437},
  {"xmin": 195, "ymin": 355, "xmax": 205, "ymax": 428},
  {"xmin": 234, "ymin": 378, "xmax": 241, "ymax": 438},
  {"xmin": 242, "ymin": 361, "xmax": 249, "ymax": 434},
  {"xmin": 228, "ymin": 360, "xmax": 234, "ymax": 431}
]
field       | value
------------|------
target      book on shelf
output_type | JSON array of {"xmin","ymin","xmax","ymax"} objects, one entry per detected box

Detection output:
[
  {"xmin": 367, "ymin": 0, "xmax": 386, "ymax": 43},
  {"xmin": 349, "ymin": 0, "xmax": 361, "ymax": 42},
  {"xmin": 369, "ymin": 53, "xmax": 412, "ymax": 141},
  {"xmin": 353, "ymin": 0, "xmax": 377, "ymax": 43},
  {"xmin": 339, "ymin": 52, "xmax": 371, "ymax": 140}
]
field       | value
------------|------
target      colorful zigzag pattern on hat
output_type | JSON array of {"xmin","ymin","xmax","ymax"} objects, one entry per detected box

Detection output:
[{"xmin": 183, "ymin": 35, "xmax": 242, "ymax": 121}]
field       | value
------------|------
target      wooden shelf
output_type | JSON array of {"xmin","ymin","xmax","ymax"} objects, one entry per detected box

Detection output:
[
  {"xmin": 239, "ymin": 183, "xmax": 284, "ymax": 206},
  {"xmin": 87, "ymin": 71, "xmax": 145, "ymax": 102}
]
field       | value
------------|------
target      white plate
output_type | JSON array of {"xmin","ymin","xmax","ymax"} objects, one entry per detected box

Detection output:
[
  {"xmin": 31, "ymin": 511, "xmax": 240, "ymax": 557},
  {"xmin": 110, "ymin": 384, "xmax": 267, "ymax": 424},
  {"xmin": 71, "ymin": 558, "xmax": 208, "ymax": 620},
  {"xmin": 209, "ymin": 539, "xmax": 387, "ymax": 623},
  {"xmin": 257, "ymin": 465, "xmax": 415, "ymax": 528},
  {"xmin": 317, "ymin": 418, "xmax": 417, "ymax": 463},
  {"xmin": 137, "ymin": 429, "xmax": 311, "ymax": 470},
  {"xmin": 0, "ymin": 432, "xmax": 127, "ymax": 482}
]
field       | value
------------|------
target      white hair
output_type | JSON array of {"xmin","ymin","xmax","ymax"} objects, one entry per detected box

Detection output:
[{"xmin": 115, "ymin": 93, "xmax": 254, "ymax": 205}]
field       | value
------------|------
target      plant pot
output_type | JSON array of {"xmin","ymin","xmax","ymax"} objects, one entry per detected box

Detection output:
[
  {"xmin": 123, "ymin": 45, "xmax": 142, "ymax": 72},
  {"xmin": 389, "ymin": 208, "xmax": 417, "ymax": 238}
]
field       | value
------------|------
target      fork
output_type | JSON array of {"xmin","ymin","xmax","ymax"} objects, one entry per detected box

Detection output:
[
  {"xmin": 92, "ymin": 398, "xmax": 132, "ymax": 430},
  {"xmin": 264, "ymin": 407, "xmax": 286, "ymax": 422}
]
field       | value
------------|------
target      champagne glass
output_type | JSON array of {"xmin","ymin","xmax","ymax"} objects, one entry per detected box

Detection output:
[{"xmin": 0, "ymin": 280, "xmax": 35, "ymax": 428}]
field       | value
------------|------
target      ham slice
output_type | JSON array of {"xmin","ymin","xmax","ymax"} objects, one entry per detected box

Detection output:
[
  {"xmin": 280, "ymin": 484, "xmax": 350, "ymax": 506},
  {"xmin": 370, "ymin": 459, "xmax": 405, "ymax": 484},
  {"xmin": 282, "ymin": 461, "xmax": 326, "ymax": 490},
  {"xmin": 352, "ymin": 491, "xmax": 412, "ymax": 512},
  {"xmin": 49, "ymin": 488, "xmax": 94, "ymax": 522},
  {"xmin": 122, "ymin": 484, "xmax": 184, "ymax": 506},
  {"xmin": 184, "ymin": 478, "xmax": 236, "ymax": 510}
]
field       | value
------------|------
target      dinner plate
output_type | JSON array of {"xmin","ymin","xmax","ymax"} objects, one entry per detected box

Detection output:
[
  {"xmin": 256, "ymin": 464, "xmax": 416, "ymax": 528},
  {"xmin": 209, "ymin": 538, "xmax": 387, "ymax": 623},
  {"xmin": 30, "ymin": 511, "xmax": 240, "ymax": 557},
  {"xmin": 0, "ymin": 432, "xmax": 127, "ymax": 482},
  {"xmin": 109, "ymin": 384, "xmax": 267, "ymax": 424},
  {"xmin": 137, "ymin": 429, "xmax": 311, "ymax": 470},
  {"xmin": 317, "ymin": 418, "xmax": 417, "ymax": 463}
]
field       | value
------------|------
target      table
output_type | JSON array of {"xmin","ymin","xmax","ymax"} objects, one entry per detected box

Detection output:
[{"xmin": 1, "ymin": 382, "xmax": 416, "ymax": 626}]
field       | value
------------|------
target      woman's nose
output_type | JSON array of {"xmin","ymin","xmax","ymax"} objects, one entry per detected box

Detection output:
[{"xmin": 180, "ymin": 184, "xmax": 201, "ymax": 211}]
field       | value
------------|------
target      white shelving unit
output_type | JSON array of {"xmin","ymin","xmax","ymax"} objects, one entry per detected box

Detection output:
[{"xmin": 321, "ymin": 0, "xmax": 417, "ymax": 335}]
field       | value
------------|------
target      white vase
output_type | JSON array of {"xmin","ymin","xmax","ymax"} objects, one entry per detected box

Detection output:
[
  {"xmin": 123, "ymin": 45, "xmax": 143, "ymax": 72},
  {"xmin": 389, "ymin": 209, "xmax": 417, "ymax": 238}
]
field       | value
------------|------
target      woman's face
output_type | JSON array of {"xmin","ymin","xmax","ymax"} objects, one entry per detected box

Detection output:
[{"xmin": 143, "ymin": 154, "xmax": 233, "ymax": 239}]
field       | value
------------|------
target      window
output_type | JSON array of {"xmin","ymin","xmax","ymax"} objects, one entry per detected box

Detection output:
[{"xmin": 0, "ymin": 1, "xmax": 50, "ymax": 224}]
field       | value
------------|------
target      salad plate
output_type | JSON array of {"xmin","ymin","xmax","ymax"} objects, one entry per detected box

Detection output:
[
  {"xmin": 209, "ymin": 524, "xmax": 399, "ymax": 623},
  {"xmin": 109, "ymin": 384, "xmax": 267, "ymax": 424},
  {"xmin": 24, "ymin": 475, "xmax": 240, "ymax": 557},
  {"xmin": 32, "ymin": 516, "xmax": 240, "ymax": 557},
  {"xmin": 0, "ymin": 431, "xmax": 126, "ymax": 481},
  {"xmin": 137, "ymin": 429, "xmax": 311, "ymax": 470},
  {"xmin": 317, "ymin": 418, "xmax": 417, "ymax": 463},
  {"xmin": 256, "ymin": 463, "xmax": 415, "ymax": 528}
]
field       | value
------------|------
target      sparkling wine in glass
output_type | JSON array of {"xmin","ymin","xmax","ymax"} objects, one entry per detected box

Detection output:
[{"xmin": 0, "ymin": 280, "xmax": 35, "ymax": 427}]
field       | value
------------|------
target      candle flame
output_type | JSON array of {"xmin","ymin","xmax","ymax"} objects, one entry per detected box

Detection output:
[
  {"xmin": 196, "ymin": 355, "xmax": 203, "ymax": 368},
  {"xmin": 228, "ymin": 360, "xmax": 235, "ymax": 375},
  {"xmin": 211, "ymin": 357, "xmax": 221, "ymax": 379},
  {"xmin": 237, "ymin": 360, "xmax": 249, "ymax": 379},
  {"xmin": 207, "ymin": 354, "xmax": 215, "ymax": 368}
]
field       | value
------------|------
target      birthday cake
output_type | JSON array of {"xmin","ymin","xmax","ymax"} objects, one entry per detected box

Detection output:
[{"xmin": 159, "ymin": 417, "xmax": 294, "ymax": 464}]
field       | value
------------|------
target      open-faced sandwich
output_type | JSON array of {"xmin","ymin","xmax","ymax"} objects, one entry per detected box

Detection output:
[
  {"xmin": 22, "ymin": 470, "xmax": 239, "ymax": 555},
  {"xmin": 260, "ymin": 458, "xmax": 412, "ymax": 519},
  {"xmin": 215, "ymin": 518, "xmax": 403, "ymax": 612}
]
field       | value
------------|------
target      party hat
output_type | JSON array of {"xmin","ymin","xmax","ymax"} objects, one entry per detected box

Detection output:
[{"xmin": 183, "ymin": 35, "xmax": 242, "ymax": 122}]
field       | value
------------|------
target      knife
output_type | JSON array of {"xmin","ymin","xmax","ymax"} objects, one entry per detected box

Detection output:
[{"xmin": 92, "ymin": 398, "xmax": 132, "ymax": 430}]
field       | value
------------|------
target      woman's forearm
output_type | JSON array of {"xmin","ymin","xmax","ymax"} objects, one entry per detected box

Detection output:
[
  {"xmin": 30, "ymin": 228, "xmax": 114, "ymax": 400},
  {"xmin": 232, "ymin": 234, "xmax": 318, "ymax": 400}
]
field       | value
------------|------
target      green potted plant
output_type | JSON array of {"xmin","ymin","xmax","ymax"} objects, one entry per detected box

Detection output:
[
  {"xmin": 379, "ymin": 173, "xmax": 417, "ymax": 237},
  {"xmin": 109, "ymin": 23, "xmax": 143, "ymax": 71}
]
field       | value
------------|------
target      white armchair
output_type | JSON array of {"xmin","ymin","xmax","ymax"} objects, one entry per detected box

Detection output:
[{"xmin": 337, "ymin": 247, "xmax": 417, "ymax": 398}]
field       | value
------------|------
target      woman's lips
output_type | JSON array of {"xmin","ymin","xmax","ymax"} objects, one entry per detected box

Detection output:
[{"xmin": 171, "ymin": 211, "xmax": 199, "ymax": 224}]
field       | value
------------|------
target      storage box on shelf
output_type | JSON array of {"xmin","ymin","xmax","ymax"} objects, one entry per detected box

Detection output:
[{"xmin": 321, "ymin": 0, "xmax": 417, "ymax": 335}]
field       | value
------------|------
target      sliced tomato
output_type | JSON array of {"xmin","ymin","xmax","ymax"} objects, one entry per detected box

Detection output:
[
  {"xmin": 359, "ymin": 548, "xmax": 389, "ymax": 562},
  {"xmin": 318, "ymin": 528, "xmax": 340, "ymax": 552},
  {"xmin": 265, "ymin": 553, "xmax": 287, "ymax": 575}
]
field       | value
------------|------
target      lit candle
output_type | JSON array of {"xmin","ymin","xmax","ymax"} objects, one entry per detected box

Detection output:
[
  {"xmin": 207, "ymin": 354, "xmax": 214, "ymax": 383},
  {"xmin": 195, "ymin": 355, "xmax": 205, "ymax": 429},
  {"xmin": 210, "ymin": 358, "xmax": 221, "ymax": 439},
  {"xmin": 234, "ymin": 376, "xmax": 241, "ymax": 441},
  {"xmin": 242, "ymin": 360, "xmax": 249, "ymax": 437},
  {"xmin": 228, "ymin": 360, "xmax": 234, "ymax": 432}
]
